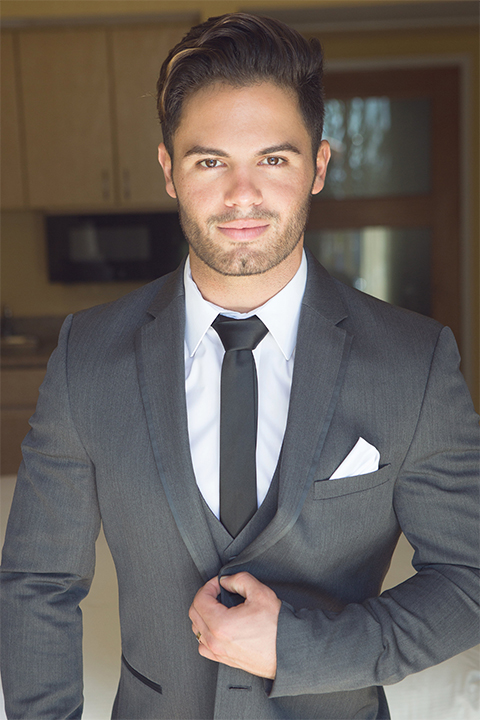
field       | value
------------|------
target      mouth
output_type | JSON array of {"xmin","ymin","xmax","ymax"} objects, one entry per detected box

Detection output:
[{"xmin": 217, "ymin": 219, "xmax": 270, "ymax": 241}]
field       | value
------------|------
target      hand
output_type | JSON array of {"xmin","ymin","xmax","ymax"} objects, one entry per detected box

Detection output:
[{"xmin": 189, "ymin": 572, "xmax": 281, "ymax": 679}]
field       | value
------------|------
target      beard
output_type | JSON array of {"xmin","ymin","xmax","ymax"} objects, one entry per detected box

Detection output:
[{"xmin": 177, "ymin": 193, "xmax": 312, "ymax": 277}]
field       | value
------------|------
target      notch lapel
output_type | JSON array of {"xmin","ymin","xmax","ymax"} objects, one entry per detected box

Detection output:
[
  {"xmin": 136, "ymin": 267, "xmax": 222, "ymax": 582},
  {"xmin": 225, "ymin": 253, "xmax": 353, "ymax": 567},
  {"xmin": 136, "ymin": 255, "xmax": 353, "ymax": 577}
]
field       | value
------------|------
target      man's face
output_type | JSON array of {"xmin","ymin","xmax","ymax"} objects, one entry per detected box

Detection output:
[{"xmin": 158, "ymin": 82, "xmax": 330, "ymax": 278}]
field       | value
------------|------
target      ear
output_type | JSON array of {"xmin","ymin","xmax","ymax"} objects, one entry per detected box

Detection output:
[
  {"xmin": 311, "ymin": 140, "xmax": 331, "ymax": 195},
  {"xmin": 158, "ymin": 143, "xmax": 177, "ymax": 199}
]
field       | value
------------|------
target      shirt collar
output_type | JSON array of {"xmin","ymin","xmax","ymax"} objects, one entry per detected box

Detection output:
[{"xmin": 184, "ymin": 251, "xmax": 307, "ymax": 361}]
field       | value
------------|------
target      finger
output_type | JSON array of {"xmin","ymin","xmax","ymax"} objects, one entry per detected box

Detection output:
[
  {"xmin": 191, "ymin": 581, "xmax": 225, "ymax": 622},
  {"xmin": 191, "ymin": 624, "xmax": 202, "ymax": 642},
  {"xmin": 219, "ymin": 571, "xmax": 258, "ymax": 600},
  {"xmin": 190, "ymin": 615, "xmax": 211, "ymax": 651},
  {"xmin": 204, "ymin": 576, "xmax": 222, "ymax": 597},
  {"xmin": 198, "ymin": 576, "xmax": 221, "ymax": 599},
  {"xmin": 189, "ymin": 602, "xmax": 207, "ymax": 630},
  {"xmin": 197, "ymin": 642, "xmax": 240, "ymax": 669},
  {"xmin": 189, "ymin": 600, "xmax": 222, "ymax": 649}
]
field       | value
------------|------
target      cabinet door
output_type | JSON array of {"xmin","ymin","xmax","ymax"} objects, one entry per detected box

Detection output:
[
  {"xmin": 19, "ymin": 27, "xmax": 115, "ymax": 208},
  {"xmin": 111, "ymin": 24, "xmax": 189, "ymax": 208},
  {"xmin": 1, "ymin": 32, "xmax": 26, "ymax": 209}
]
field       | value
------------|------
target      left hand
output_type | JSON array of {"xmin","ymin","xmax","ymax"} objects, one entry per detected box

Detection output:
[{"xmin": 189, "ymin": 571, "xmax": 281, "ymax": 679}]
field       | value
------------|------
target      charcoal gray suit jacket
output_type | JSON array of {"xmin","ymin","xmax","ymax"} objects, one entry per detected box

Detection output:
[{"xmin": 1, "ymin": 251, "xmax": 479, "ymax": 720}]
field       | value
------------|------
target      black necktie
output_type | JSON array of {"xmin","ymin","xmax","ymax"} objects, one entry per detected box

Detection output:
[{"xmin": 212, "ymin": 315, "xmax": 268, "ymax": 537}]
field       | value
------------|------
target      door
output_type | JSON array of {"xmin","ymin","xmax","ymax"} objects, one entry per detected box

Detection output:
[{"xmin": 306, "ymin": 66, "xmax": 461, "ymax": 343}]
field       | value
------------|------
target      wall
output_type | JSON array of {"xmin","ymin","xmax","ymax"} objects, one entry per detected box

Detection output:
[
  {"xmin": 3, "ymin": 0, "xmax": 450, "ymax": 24},
  {"xmin": 0, "ymin": 211, "xmax": 143, "ymax": 315}
]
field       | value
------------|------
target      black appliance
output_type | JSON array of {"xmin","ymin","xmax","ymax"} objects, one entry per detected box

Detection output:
[{"xmin": 46, "ymin": 212, "xmax": 187, "ymax": 283}]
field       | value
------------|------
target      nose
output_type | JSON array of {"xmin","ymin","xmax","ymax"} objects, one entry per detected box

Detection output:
[{"xmin": 224, "ymin": 168, "xmax": 262, "ymax": 208}]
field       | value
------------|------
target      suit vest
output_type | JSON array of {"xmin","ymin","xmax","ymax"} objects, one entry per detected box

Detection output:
[{"xmin": 200, "ymin": 459, "xmax": 280, "ymax": 562}]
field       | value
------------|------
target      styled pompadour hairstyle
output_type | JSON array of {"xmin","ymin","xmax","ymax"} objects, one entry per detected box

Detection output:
[{"xmin": 156, "ymin": 13, "xmax": 325, "ymax": 158}]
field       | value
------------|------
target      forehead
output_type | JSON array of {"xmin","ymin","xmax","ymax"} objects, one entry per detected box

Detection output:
[{"xmin": 173, "ymin": 81, "xmax": 310, "ymax": 152}]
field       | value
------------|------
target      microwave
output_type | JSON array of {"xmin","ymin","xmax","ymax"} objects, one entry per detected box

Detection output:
[{"xmin": 46, "ymin": 212, "xmax": 188, "ymax": 283}]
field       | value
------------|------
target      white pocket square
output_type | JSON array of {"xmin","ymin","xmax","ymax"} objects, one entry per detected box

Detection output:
[{"xmin": 329, "ymin": 437, "xmax": 380, "ymax": 480}]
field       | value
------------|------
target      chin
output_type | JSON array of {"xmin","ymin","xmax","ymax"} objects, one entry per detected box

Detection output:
[{"xmin": 200, "ymin": 246, "xmax": 292, "ymax": 277}]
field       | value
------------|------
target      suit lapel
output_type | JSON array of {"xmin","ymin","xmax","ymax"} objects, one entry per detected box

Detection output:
[
  {"xmin": 135, "ymin": 266, "xmax": 222, "ymax": 582},
  {"xmin": 225, "ymin": 253, "xmax": 353, "ymax": 566},
  {"xmin": 136, "ymin": 254, "xmax": 353, "ymax": 576}
]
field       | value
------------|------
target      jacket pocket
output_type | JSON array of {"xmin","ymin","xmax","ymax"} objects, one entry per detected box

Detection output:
[
  {"xmin": 121, "ymin": 654, "xmax": 162, "ymax": 695},
  {"xmin": 314, "ymin": 464, "xmax": 391, "ymax": 500}
]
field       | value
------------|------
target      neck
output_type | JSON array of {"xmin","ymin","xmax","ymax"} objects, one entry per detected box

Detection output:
[{"xmin": 189, "ymin": 246, "xmax": 303, "ymax": 313}]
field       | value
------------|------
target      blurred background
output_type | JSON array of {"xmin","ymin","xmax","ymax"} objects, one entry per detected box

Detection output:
[
  {"xmin": 1, "ymin": 0, "xmax": 479, "ymax": 475},
  {"xmin": 1, "ymin": 1, "xmax": 479, "ymax": 718}
]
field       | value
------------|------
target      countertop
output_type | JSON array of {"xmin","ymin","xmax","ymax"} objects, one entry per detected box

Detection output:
[
  {"xmin": 1, "ymin": 340, "xmax": 57, "ymax": 369},
  {"xmin": 1, "ymin": 316, "xmax": 64, "ymax": 370}
]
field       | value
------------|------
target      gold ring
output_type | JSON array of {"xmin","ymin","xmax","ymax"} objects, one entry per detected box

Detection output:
[{"xmin": 195, "ymin": 630, "xmax": 201, "ymax": 643}]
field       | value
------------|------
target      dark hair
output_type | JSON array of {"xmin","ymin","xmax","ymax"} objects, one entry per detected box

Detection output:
[{"xmin": 156, "ymin": 13, "xmax": 325, "ymax": 158}]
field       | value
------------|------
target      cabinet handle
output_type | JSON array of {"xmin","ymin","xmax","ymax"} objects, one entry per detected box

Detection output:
[
  {"xmin": 101, "ymin": 170, "xmax": 110, "ymax": 200},
  {"xmin": 123, "ymin": 169, "xmax": 131, "ymax": 201}
]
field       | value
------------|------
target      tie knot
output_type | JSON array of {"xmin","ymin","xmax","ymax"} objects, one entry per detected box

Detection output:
[{"xmin": 212, "ymin": 315, "xmax": 268, "ymax": 352}]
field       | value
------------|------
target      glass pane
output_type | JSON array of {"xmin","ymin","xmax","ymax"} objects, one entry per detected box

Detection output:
[
  {"xmin": 322, "ymin": 97, "xmax": 431, "ymax": 198},
  {"xmin": 69, "ymin": 223, "xmax": 150, "ymax": 262},
  {"xmin": 305, "ymin": 227, "xmax": 431, "ymax": 316}
]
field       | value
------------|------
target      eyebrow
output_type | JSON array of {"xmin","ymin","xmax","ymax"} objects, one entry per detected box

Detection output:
[
  {"xmin": 260, "ymin": 143, "xmax": 301, "ymax": 156},
  {"xmin": 183, "ymin": 142, "xmax": 302, "ymax": 159}
]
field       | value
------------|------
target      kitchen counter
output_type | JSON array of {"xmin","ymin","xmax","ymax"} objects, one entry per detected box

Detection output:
[
  {"xmin": 1, "ymin": 340, "xmax": 57, "ymax": 369},
  {"xmin": 1, "ymin": 318, "xmax": 63, "ymax": 474},
  {"xmin": 1, "ymin": 315, "xmax": 64, "ymax": 369}
]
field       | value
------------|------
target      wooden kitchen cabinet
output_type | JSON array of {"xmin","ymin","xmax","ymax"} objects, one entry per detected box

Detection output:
[
  {"xmin": 1, "ymin": 32, "xmax": 26, "ymax": 209},
  {"xmin": 3, "ymin": 21, "xmax": 191, "ymax": 211},
  {"xmin": 19, "ymin": 27, "xmax": 115, "ymax": 209},
  {"xmin": 110, "ymin": 23, "xmax": 189, "ymax": 207}
]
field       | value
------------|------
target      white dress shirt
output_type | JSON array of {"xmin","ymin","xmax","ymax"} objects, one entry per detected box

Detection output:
[{"xmin": 184, "ymin": 252, "xmax": 307, "ymax": 518}]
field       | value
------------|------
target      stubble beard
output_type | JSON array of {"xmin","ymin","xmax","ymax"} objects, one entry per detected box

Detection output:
[{"xmin": 177, "ymin": 194, "xmax": 313, "ymax": 277}]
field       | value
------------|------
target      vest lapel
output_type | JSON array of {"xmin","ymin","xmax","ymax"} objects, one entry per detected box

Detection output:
[{"xmin": 203, "ymin": 455, "xmax": 281, "ymax": 562}]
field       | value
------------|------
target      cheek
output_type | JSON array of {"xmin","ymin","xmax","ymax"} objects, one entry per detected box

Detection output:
[
  {"xmin": 173, "ymin": 176, "xmax": 208, "ymax": 212},
  {"xmin": 181, "ymin": 190, "xmax": 217, "ymax": 219},
  {"xmin": 266, "ymin": 174, "xmax": 312, "ymax": 207},
  {"xmin": 176, "ymin": 170, "xmax": 217, "ymax": 202}
]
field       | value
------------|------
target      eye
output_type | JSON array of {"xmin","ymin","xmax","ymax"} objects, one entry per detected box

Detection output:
[
  {"xmin": 260, "ymin": 156, "xmax": 285, "ymax": 166},
  {"xmin": 199, "ymin": 158, "xmax": 223, "ymax": 168}
]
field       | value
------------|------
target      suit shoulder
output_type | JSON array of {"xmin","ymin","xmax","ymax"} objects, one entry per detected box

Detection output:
[
  {"xmin": 304, "ymin": 251, "xmax": 444, "ymax": 352},
  {"xmin": 63, "ymin": 267, "xmax": 183, "ymax": 357},
  {"xmin": 77, "ymin": 269, "xmax": 179, "ymax": 327},
  {"xmin": 326, "ymin": 278, "xmax": 458, "ymax": 377},
  {"xmin": 333, "ymin": 276, "xmax": 443, "ymax": 340}
]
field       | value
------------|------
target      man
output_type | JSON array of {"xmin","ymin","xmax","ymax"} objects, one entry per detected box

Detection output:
[{"xmin": 1, "ymin": 12, "xmax": 479, "ymax": 720}]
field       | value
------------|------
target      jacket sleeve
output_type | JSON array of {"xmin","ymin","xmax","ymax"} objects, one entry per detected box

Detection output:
[
  {"xmin": 270, "ymin": 326, "xmax": 480, "ymax": 698},
  {"xmin": 0, "ymin": 314, "xmax": 101, "ymax": 719}
]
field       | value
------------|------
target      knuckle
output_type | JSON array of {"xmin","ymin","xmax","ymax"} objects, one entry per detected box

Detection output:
[
  {"xmin": 208, "ymin": 635, "xmax": 223, "ymax": 657},
  {"xmin": 235, "ymin": 571, "xmax": 251, "ymax": 583}
]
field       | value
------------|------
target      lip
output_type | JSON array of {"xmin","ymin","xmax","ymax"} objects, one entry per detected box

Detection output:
[
  {"xmin": 218, "ymin": 219, "xmax": 268, "ymax": 229},
  {"xmin": 217, "ymin": 219, "xmax": 269, "ymax": 241}
]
